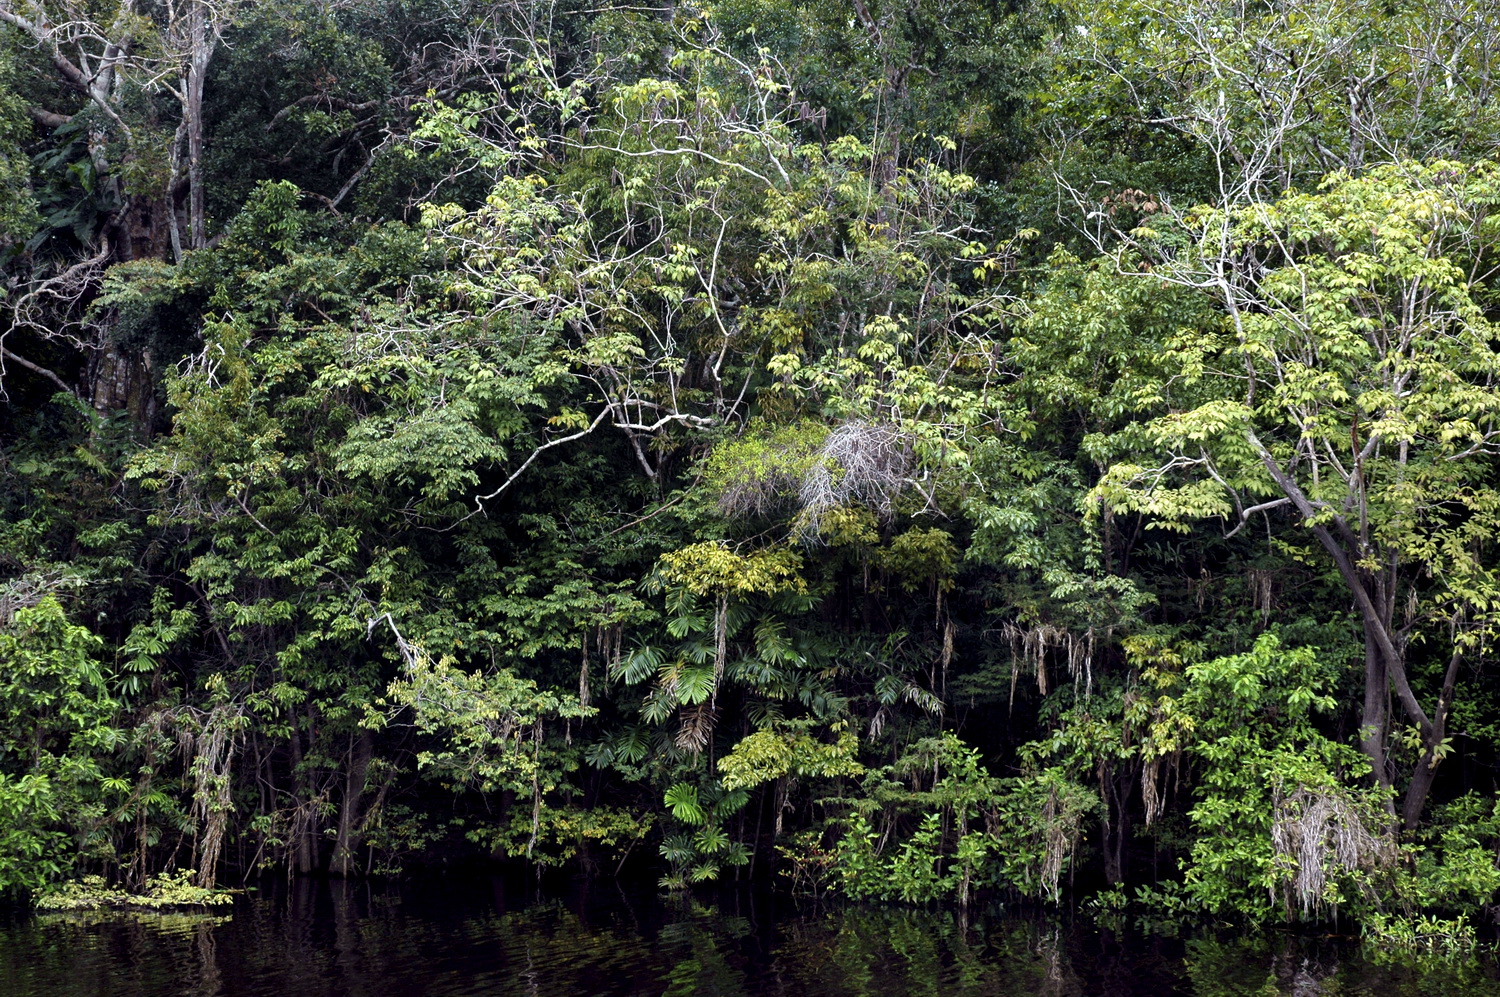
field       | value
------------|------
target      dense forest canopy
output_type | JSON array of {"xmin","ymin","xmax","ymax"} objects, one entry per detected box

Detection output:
[{"xmin": 3, "ymin": 0, "xmax": 1500, "ymax": 944}]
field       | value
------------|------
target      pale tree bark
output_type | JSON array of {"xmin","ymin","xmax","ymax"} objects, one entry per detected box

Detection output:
[
  {"xmin": 165, "ymin": 0, "xmax": 223, "ymax": 257},
  {"xmin": 0, "ymin": 0, "xmax": 236, "ymax": 417}
]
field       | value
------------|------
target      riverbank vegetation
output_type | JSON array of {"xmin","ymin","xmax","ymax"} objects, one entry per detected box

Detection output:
[{"xmin": 3, "ymin": 0, "xmax": 1500, "ymax": 946}]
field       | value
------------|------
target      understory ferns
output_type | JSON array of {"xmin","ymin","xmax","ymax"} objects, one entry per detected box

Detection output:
[
  {"xmin": 658, "ymin": 781, "xmax": 750, "ymax": 889},
  {"xmin": 639, "ymin": 542, "xmax": 811, "ymax": 755}
]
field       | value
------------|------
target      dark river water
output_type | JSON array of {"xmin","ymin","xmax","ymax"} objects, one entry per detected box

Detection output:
[{"xmin": 2, "ymin": 875, "xmax": 1498, "ymax": 997}]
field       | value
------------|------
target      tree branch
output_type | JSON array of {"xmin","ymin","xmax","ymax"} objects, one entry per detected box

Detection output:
[
  {"xmin": 1223, "ymin": 496, "xmax": 1292, "ymax": 538},
  {"xmin": 0, "ymin": 346, "xmax": 75, "ymax": 397},
  {"xmin": 28, "ymin": 106, "xmax": 72, "ymax": 129},
  {"xmin": 473, "ymin": 406, "xmax": 611, "ymax": 509}
]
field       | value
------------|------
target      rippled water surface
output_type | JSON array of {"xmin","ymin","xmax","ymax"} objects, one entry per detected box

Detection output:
[{"xmin": 3, "ymin": 877, "xmax": 1499, "ymax": 997}]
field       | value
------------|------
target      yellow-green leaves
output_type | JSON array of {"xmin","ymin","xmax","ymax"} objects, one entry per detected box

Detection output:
[
  {"xmin": 704, "ymin": 419, "xmax": 828, "ymax": 518},
  {"xmin": 387, "ymin": 652, "xmax": 592, "ymax": 796},
  {"xmin": 655, "ymin": 541, "xmax": 806, "ymax": 598},
  {"xmin": 1091, "ymin": 162, "xmax": 1500, "ymax": 554},
  {"xmin": 717, "ymin": 719, "xmax": 864, "ymax": 791}
]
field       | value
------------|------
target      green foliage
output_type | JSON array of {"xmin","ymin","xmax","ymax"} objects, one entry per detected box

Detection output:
[
  {"xmin": 1133, "ymin": 634, "xmax": 1385, "ymax": 920},
  {"xmin": 387, "ymin": 653, "xmax": 591, "ymax": 796},
  {"xmin": 35, "ymin": 870, "xmax": 235, "ymax": 910},
  {"xmin": 801, "ymin": 733, "xmax": 1098, "ymax": 906},
  {"xmin": 658, "ymin": 781, "xmax": 750, "ymax": 889},
  {"xmin": 6, "ymin": 0, "xmax": 1500, "ymax": 946},
  {"xmin": 1365, "ymin": 794, "xmax": 1500, "ymax": 946},
  {"xmin": 0, "ymin": 772, "xmax": 68, "ymax": 895},
  {"xmin": 0, "ymin": 52, "xmax": 37, "ymax": 245},
  {"xmin": 0, "ymin": 597, "xmax": 115, "ymax": 755},
  {"xmin": 717, "ymin": 719, "xmax": 863, "ymax": 791},
  {"xmin": 655, "ymin": 543, "xmax": 807, "ymax": 599},
  {"xmin": 0, "ymin": 598, "xmax": 118, "ymax": 895},
  {"xmin": 703, "ymin": 420, "xmax": 828, "ymax": 519},
  {"xmin": 486, "ymin": 803, "xmax": 653, "ymax": 869}
]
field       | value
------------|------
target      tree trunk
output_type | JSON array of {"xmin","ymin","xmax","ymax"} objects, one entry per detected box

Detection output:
[
  {"xmin": 1102, "ymin": 767, "xmax": 1131, "ymax": 886},
  {"xmin": 1247, "ymin": 435, "xmax": 1465, "ymax": 834},
  {"xmin": 1359, "ymin": 632, "xmax": 1395, "ymax": 818},
  {"xmin": 330, "ymin": 730, "xmax": 374, "ymax": 878},
  {"xmin": 288, "ymin": 725, "xmax": 317, "ymax": 875},
  {"xmin": 1400, "ymin": 648, "xmax": 1463, "ymax": 830},
  {"xmin": 185, "ymin": 0, "xmax": 212, "ymax": 251},
  {"xmin": 88, "ymin": 341, "xmax": 158, "ymax": 430}
]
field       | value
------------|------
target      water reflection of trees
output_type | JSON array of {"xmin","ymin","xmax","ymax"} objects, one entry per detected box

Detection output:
[
  {"xmin": 0, "ymin": 910, "xmax": 229, "ymax": 996},
  {"xmin": 1182, "ymin": 934, "xmax": 1500, "ymax": 997},
  {"xmin": 469, "ymin": 891, "xmax": 1107, "ymax": 997},
  {"xmin": 774, "ymin": 908, "xmax": 1008, "ymax": 996},
  {"xmin": 1183, "ymin": 938, "xmax": 1337, "ymax": 997},
  {"xmin": 6, "ymin": 883, "xmax": 1500, "ymax": 996}
]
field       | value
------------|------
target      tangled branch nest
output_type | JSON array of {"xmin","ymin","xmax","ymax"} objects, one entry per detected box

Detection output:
[
  {"xmin": 798, "ymin": 422, "xmax": 912, "ymax": 532},
  {"xmin": 1271, "ymin": 785, "xmax": 1394, "ymax": 917}
]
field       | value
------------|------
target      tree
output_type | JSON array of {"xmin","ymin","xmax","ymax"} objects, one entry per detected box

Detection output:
[
  {"xmin": 0, "ymin": 0, "xmax": 242, "ymax": 421},
  {"xmin": 1040, "ymin": 0, "xmax": 1500, "ymax": 205},
  {"xmin": 0, "ymin": 0, "xmax": 238, "ymax": 255},
  {"xmin": 1092, "ymin": 161, "xmax": 1500, "ymax": 830}
]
